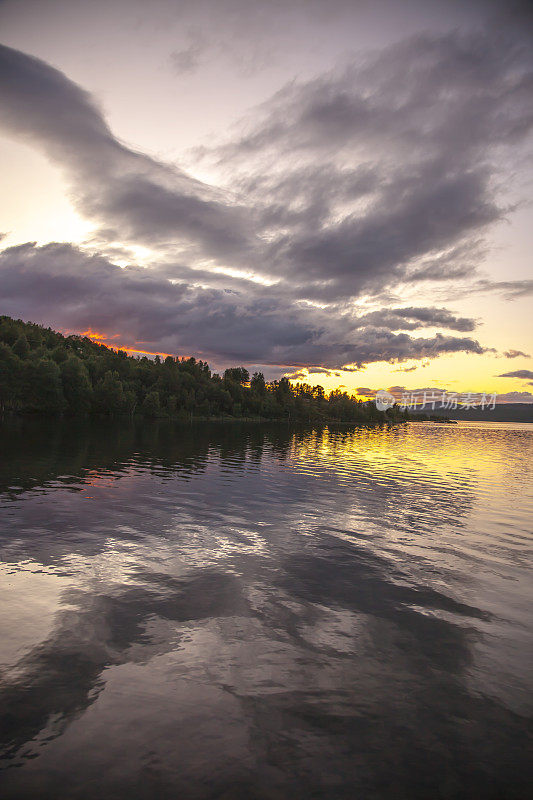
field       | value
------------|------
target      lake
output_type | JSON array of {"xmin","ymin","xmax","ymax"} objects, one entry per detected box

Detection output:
[{"xmin": 0, "ymin": 418, "xmax": 531, "ymax": 799}]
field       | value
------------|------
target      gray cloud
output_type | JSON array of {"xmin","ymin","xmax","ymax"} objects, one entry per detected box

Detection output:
[
  {"xmin": 503, "ymin": 349, "xmax": 530, "ymax": 358},
  {"xmin": 204, "ymin": 29, "xmax": 533, "ymax": 300},
  {"xmin": 266, "ymin": 166, "xmax": 501, "ymax": 299},
  {"xmin": 0, "ymin": 242, "xmax": 490, "ymax": 370},
  {"xmin": 170, "ymin": 29, "xmax": 208, "ymax": 75},
  {"xmin": 0, "ymin": 43, "xmax": 254, "ymax": 263},
  {"xmin": 495, "ymin": 391, "xmax": 533, "ymax": 402},
  {"xmin": 357, "ymin": 307, "xmax": 476, "ymax": 332},
  {"xmin": 2, "ymin": 27, "xmax": 532, "ymax": 307},
  {"xmin": 497, "ymin": 370, "xmax": 533, "ymax": 379},
  {"xmin": 215, "ymin": 29, "xmax": 533, "ymax": 162},
  {"xmin": 472, "ymin": 279, "xmax": 533, "ymax": 299},
  {"xmin": 0, "ymin": 24, "xmax": 530, "ymax": 368}
]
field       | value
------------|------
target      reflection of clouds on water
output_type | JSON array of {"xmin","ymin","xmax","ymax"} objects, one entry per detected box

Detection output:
[
  {"xmin": 0, "ymin": 419, "xmax": 531, "ymax": 798},
  {"xmin": 0, "ymin": 566, "xmax": 247, "ymax": 763}
]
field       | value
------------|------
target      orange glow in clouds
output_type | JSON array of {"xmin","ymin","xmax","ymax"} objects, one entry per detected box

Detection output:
[
  {"xmin": 79, "ymin": 328, "xmax": 120, "ymax": 343},
  {"xmin": 73, "ymin": 329, "xmax": 174, "ymax": 360}
]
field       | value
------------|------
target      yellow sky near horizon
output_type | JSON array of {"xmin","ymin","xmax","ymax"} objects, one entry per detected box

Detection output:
[{"xmin": 290, "ymin": 349, "xmax": 533, "ymax": 400}]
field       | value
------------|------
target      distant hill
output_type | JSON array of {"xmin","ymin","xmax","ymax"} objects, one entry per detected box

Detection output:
[{"xmin": 413, "ymin": 402, "xmax": 533, "ymax": 423}]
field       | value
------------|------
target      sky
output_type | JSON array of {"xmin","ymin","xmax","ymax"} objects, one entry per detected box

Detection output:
[{"xmin": 0, "ymin": 0, "xmax": 532, "ymax": 400}]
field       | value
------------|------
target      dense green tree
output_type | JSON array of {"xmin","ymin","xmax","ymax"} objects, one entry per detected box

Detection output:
[
  {"xmin": 250, "ymin": 371, "xmax": 266, "ymax": 395},
  {"xmin": 224, "ymin": 367, "xmax": 249, "ymax": 385},
  {"xmin": 165, "ymin": 395, "xmax": 177, "ymax": 417},
  {"xmin": 142, "ymin": 390, "xmax": 161, "ymax": 417},
  {"xmin": 60, "ymin": 356, "xmax": 93, "ymax": 414},
  {"xmin": 0, "ymin": 318, "xmax": 21, "ymax": 346},
  {"xmin": 23, "ymin": 358, "xmax": 64, "ymax": 413},
  {"xmin": 51, "ymin": 346, "xmax": 69, "ymax": 364},
  {"xmin": 0, "ymin": 344, "xmax": 21, "ymax": 411},
  {"xmin": 94, "ymin": 370, "xmax": 125, "ymax": 414},
  {"xmin": 123, "ymin": 390, "xmax": 138, "ymax": 417},
  {"xmin": 12, "ymin": 335, "xmax": 30, "ymax": 359}
]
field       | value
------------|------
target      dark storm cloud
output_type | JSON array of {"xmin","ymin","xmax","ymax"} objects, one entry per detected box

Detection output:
[
  {"xmin": 0, "ymin": 242, "xmax": 489, "ymax": 368},
  {"xmin": 497, "ymin": 370, "xmax": 533, "ymax": 380}
]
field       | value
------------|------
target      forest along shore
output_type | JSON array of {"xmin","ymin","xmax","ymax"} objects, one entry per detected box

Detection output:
[{"xmin": 0, "ymin": 316, "xmax": 409, "ymax": 424}]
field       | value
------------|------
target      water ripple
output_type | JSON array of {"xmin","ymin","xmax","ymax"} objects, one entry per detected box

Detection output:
[{"xmin": 0, "ymin": 418, "xmax": 531, "ymax": 799}]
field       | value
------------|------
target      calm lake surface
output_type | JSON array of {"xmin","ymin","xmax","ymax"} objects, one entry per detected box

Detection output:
[{"xmin": 0, "ymin": 418, "xmax": 531, "ymax": 799}]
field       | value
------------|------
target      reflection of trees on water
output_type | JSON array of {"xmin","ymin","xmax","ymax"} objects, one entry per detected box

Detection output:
[
  {"xmin": 0, "ymin": 417, "xmax": 301, "ymax": 495},
  {"xmin": 1, "ymin": 417, "xmax": 473, "ymax": 514},
  {"xmin": 0, "ymin": 418, "xmax": 478, "ymax": 571}
]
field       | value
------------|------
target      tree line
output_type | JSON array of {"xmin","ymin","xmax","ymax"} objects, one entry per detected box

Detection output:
[{"xmin": 0, "ymin": 316, "xmax": 409, "ymax": 424}]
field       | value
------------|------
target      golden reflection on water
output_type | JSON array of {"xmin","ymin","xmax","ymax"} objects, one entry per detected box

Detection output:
[{"xmin": 289, "ymin": 422, "xmax": 531, "ymax": 488}]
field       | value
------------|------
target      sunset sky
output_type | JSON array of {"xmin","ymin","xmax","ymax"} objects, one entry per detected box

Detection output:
[{"xmin": 1, "ymin": 0, "xmax": 532, "ymax": 400}]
